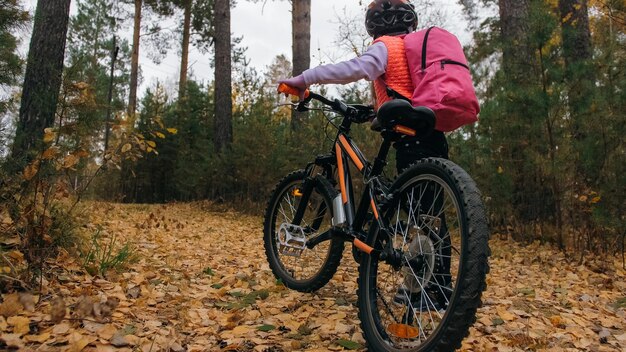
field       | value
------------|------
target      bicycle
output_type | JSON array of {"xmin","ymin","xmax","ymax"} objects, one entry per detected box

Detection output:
[{"xmin": 263, "ymin": 84, "xmax": 490, "ymax": 351}]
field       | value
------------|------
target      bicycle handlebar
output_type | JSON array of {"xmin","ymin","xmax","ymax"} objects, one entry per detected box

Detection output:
[{"xmin": 277, "ymin": 83, "xmax": 374, "ymax": 124}]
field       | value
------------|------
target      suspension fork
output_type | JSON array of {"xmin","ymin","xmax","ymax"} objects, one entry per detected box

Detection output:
[
  {"xmin": 290, "ymin": 176, "xmax": 315, "ymax": 227},
  {"xmin": 293, "ymin": 156, "xmax": 336, "ymax": 229}
]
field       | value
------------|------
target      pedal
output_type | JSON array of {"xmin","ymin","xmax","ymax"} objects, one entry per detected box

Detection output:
[{"xmin": 277, "ymin": 223, "xmax": 307, "ymax": 257}]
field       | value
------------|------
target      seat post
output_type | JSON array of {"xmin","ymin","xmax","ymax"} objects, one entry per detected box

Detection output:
[{"xmin": 370, "ymin": 137, "xmax": 393, "ymax": 177}]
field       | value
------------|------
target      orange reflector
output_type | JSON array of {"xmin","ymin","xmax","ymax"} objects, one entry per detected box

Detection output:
[
  {"xmin": 387, "ymin": 323, "xmax": 420, "ymax": 339},
  {"xmin": 393, "ymin": 125, "xmax": 417, "ymax": 136},
  {"xmin": 292, "ymin": 188, "xmax": 303, "ymax": 197}
]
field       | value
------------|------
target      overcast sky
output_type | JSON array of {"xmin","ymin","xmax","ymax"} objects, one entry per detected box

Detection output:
[{"xmin": 19, "ymin": 1, "xmax": 469, "ymax": 96}]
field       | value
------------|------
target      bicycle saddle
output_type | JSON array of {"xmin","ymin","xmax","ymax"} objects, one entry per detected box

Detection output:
[{"xmin": 372, "ymin": 100, "xmax": 436, "ymax": 138}]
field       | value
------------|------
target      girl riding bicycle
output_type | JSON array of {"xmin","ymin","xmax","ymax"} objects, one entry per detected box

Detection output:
[{"xmin": 273, "ymin": 2, "xmax": 487, "ymax": 351}]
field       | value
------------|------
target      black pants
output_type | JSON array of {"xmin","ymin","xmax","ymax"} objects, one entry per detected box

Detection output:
[
  {"xmin": 395, "ymin": 130, "xmax": 449, "ymax": 174},
  {"xmin": 395, "ymin": 130, "xmax": 452, "ymax": 292}
]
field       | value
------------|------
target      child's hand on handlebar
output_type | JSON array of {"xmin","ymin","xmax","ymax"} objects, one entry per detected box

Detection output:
[{"xmin": 278, "ymin": 75, "xmax": 308, "ymax": 100}]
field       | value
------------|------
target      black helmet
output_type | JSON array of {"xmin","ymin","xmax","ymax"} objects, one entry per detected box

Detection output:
[{"xmin": 365, "ymin": 0, "xmax": 418, "ymax": 38}]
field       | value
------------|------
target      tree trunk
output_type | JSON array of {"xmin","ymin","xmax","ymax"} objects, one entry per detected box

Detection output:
[
  {"xmin": 128, "ymin": 0, "xmax": 142, "ymax": 118},
  {"xmin": 11, "ymin": 0, "xmax": 71, "ymax": 165},
  {"xmin": 179, "ymin": 0, "xmax": 192, "ymax": 103},
  {"xmin": 497, "ymin": 0, "xmax": 537, "ymax": 227},
  {"xmin": 498, "ymin": 0, "xmax": 532, "ymax": 81},
  {"xmin": 213, "ymin": 0, "xmax": 232, "ymax": 153},
  {"xmin": 558, "ymin": 0, "xmax": 598, "ymax": 181},
  {"xmin": 291, "ymin": 0, "xmax": 310, "ymax": 128}
]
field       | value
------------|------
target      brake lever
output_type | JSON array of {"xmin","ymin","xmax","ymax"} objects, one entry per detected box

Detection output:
[{"xmin": 295, "ymin": 95, "xmax": 315, "ymax": 112}]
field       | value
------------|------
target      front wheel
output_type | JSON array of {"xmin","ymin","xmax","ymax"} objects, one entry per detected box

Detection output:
[
  {"xmin": 263, "ymin": 170, "xmax": 344, "ymax": 292},
  {"xmin": 358, "ymin": 158, "xmax": 490, "ymax": 351}
]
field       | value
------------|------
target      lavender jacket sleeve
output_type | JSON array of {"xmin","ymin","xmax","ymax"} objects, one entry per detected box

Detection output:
[{"xmin": 301, "ymin": 42, "xmax": 388, "ymax": 86}]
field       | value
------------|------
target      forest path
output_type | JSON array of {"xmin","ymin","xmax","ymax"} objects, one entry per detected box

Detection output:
[{"xmin": 3, "ymin": 202, "xmax": 626, "ymax": 351}]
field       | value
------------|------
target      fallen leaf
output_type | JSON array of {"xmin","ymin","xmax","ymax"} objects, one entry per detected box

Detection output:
[
  {"xmin": 336, "ymin": 339, "xmax": 362, "ymax": 350},
  {"xmin": 98, "ymin": 324, "xmax": 118, "ymax": 340},
  {"xmin": 82, "ymin": 320, "xmax": 105, "ymax": 334},
  {"xmin": 52, "ymin": 322, "xmax": 71, "ymax": 335},
  {"xmin": 6, "ymin": 250, "xmax": 24, "ymax": 262},
  {"xmin": 67, "ymin": 331, "xmax": 94, "ymax": 352},
  {"xmin": 7, "ymin": 316, "xmax": 30, "ymax": 335},
  {"xmin": 257, "ymin": 324, "xmax": 275, "ymax": 332},
  {"xmin": 232, "ymin": 325, "xmax": 253, "ymax": 336},
  {"xmin": 110, "ymin": 332, "xmax": 130, "ymax": 347},
  {"xmin": 496, "ymin": 307, "xmax": 516, "ymax": 321},
  {"xmin": 0, "ymin": 333, "xmax": 24, "ymax": 349},
  {"xmin": 0, "ymin": 294, "xmax": 22, "ymax": 317},
  {"xmin": 169, "ymin": 341, "xmax": 184, "ymax": 352},
  {"xmin": 492, "ymin": 317, "xmax": 505, "ymax": 326},
  {"xmin": 24, "ymin": 332, "xmax": 51, "ymax": 343},
  {"xmin": 550, "ymin": 315, "xmax": 565, "ymax": 328}
]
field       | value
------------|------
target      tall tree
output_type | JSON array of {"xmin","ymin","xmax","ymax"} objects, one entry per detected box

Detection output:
[
  {"xmin": 558, "ymin": 0, "xmax": 597, "ymax": 181},
  {"xmin": 291, "ymin": 0, "xmax": 310, "ymax": 127},
  {"xmin": 179, "ymin": 0, "xmax": 192, "ymax": 102},
  {"xmin": 64, "ymin": 0, "xmax": 130, "ymax": 154},
  {"xmin": 491, "ymin": 0, "xmax": 556, "ymax": 236},
  {"xmin": 153, "ymin": 0, "xmax": 213, "ymax": 104},
  {"xmin": 11, "ymin": 0, "xmax": 71, "ymax": 164},
  {"xmin": 213, "ymin": 0, "xmax": 232, "ymax": 152},
  {"xmin": 128, "ymin": 0, "xmax": 142, "ymax": 118}
]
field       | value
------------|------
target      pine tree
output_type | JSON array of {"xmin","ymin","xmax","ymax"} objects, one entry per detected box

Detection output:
[
  {"xmin": 64, "ymin": 0, "xmax": 130, "ymax": 155},
  {"xmin": 128, "ymin": 0, "xmax": 142, "ymax": 118},
  {"xmin": 213, "ymin": 0, "xmax": 232, "ymax": 152},
  {"xmin": 11, "ymin": 0, "xmax": 71, "ymax": 166},
  {"xmin": 290, "ymin": 0, "xmax": 311, "ymax": 127}
]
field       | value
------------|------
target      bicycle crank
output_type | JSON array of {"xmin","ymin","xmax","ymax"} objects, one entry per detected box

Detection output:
[{"xmin": 277, "ymin": 223, "xmax": 307, "ymax": 257}]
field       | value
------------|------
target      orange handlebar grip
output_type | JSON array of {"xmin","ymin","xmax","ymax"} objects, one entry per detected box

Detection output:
[{"xmin": 277, "ymin": 83, "xmax": 310, "ymax": 99}]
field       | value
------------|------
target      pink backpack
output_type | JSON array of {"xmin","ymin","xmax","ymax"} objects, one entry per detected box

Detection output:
[{"xmin": 404, "ymin": 27, "xmax": 480, "ymax": 132}]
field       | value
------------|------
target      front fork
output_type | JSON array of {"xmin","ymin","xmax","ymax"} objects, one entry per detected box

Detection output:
[{"xmin": 295, "ymin": 155, "xmax": 389, "ymax": 260}]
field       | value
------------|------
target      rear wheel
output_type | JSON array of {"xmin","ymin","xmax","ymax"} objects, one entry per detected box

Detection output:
[
  {"xmin": 263, "ymin": 170, "xmax": 344, "ymax": 292},
  {"xmin": 358, "ymin": 158, "xmax": 490, "ymax": 351}
]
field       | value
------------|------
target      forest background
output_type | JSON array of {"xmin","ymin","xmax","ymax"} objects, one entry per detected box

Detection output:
[{"xmin": 0, "ymin": 0, "xmax": 624, "ymax": 288}]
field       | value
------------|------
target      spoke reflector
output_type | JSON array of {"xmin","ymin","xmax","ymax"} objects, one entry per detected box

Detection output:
[
  {"xmin": 292, "ymin": 188, "xmax": 303, "ymax": 197},
  {"xmin": 387, "ymin": 323, "xmax": 420, "ymax": 339}
]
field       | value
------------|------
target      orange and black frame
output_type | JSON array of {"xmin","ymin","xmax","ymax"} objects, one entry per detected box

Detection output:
[
  {"xmin": 297, "ymin": 107, "xmax": 396, "ymax": 258},
  {"xmin": 277, "ymin": 83, "xmax": 402, "ymax": 258}
]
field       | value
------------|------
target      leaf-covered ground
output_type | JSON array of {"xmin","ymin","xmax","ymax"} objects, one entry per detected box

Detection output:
[{"xmin": 1, "ymin": 202, "xmax": 625, "ymax": 351}]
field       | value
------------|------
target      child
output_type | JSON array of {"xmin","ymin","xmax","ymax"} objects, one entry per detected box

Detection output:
[
  {"xmin": 279, "ymin": 0, "xmax": 449, "ymax": 174},
  {"xmin": 280, "ymin": 0, "xmax": 452, "ymax": 309}
]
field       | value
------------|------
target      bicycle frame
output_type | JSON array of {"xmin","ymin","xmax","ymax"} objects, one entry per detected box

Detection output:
[
  {"xmin": 302, "ymin": 117, "xmax": 398, "ymax": 258},
  {"xmin": 276, "ymin": 88, "xmax": 423, "ymax": 260}
]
